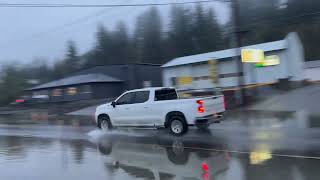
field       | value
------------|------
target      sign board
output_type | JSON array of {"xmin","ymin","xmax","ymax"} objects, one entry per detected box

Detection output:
[
  {"xmin": 208, "ymin": 60, "xmax": 219, "ymax": 84},
  {"xmin": 241, "ymin": 49, "xmax": 265, "ymax": 63},
  {"xmin": 178, "ymin": 76, "xmax": 193, "ymax": 85},
  {"xmin": 256, "ymin": 55, "xmax": 280, "ymax": 67}
]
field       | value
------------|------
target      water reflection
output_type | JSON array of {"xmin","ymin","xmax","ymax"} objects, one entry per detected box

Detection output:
[
  {"xmin": 0, "ymin": 109, "xmax": 319, "ymax": 179},
  {"xmin": 0, "ymin": 131, "xmax": 318, "ymax": 179},
  {"xmin": 94, "ymin": 134, "xmax": 230, "ymax": 180},
  {"xmin": 0, "ymin": 136, "xmax": 95, "ymax": 165},
  {"xmin": 92, "ymin": 133, "xmax": 320, "ymax": 180},
  {"xmin": 0, "ymin": 111, "xmax": 95, "ymax": 127}
]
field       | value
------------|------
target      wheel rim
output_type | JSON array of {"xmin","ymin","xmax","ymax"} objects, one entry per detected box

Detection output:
[
  {"xmin": 101, "ymin": 120, "xmax": 109, "ymax": 130},
  {"xmin": 171, "ymin": 120, "xmax": 183, "ymax": 134}
]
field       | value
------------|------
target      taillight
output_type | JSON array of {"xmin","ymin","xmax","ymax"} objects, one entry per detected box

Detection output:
[
  {"xmin": 202, "ymin": 162, "xmax": 210, "ymax": 180},
  {"xmin": 223, "ymin": 96, "xmax": 227, "ymax": 110},
  {"xmin": 197, "ymin": 100, "xmax": 205, "ymax": 113},
  {"xmin": 15, "ymin": 99, "xmax": 25, "ymax": 103}
]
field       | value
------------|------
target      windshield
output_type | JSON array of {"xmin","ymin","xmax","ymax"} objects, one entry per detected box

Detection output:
[{"xmin": 0, "ymin": 0, "xmax": 319, "ymax": 180}]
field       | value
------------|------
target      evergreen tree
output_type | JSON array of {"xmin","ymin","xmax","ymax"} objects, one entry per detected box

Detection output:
[
  {"xmin": 65, "ymin": 40, "xmax": 79, "ymax": 72},
  {"xmin": 111, "ymin": 21, "xmax": 132, "ymax": 64},
  {"xmin": 168, "ymin": 5, "xmax": 195, "ymax": 57},
  {"xmin": 192, "ymin": 4, "xmax": 224, "ymax": 53},
  {"xmin": 0, "ymin": 64, "xmax": 27, "ymax": 105},
  {"xmin": 91, "ymin": 24, "xmax": 111, "ymax": 66},
  {"xmin": 133, "ymin": 7, "xmax": 164, "ymax": 63}
]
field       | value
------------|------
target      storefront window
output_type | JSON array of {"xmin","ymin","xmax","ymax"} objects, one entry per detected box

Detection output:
[
  {"xmin": 67, "ymin": 87, "xmax": 77, "ymax": 95},
  {"xmin": 52, "ymin": 89, "xmax": 62, "ymax": 96}
]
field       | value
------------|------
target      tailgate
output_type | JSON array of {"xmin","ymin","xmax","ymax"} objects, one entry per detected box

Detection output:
[{"xmin": 199, "ymin": 95, "xmax": 225, "ymax": 116}]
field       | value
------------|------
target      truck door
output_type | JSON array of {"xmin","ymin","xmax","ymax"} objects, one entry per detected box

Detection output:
[
  {"xmin": 130, "ymin": 91, "xmax": 152, "ymax": 126},
  {"xmin": 113, "ymin": 92, "xmax": 135, "ymax": 126},
  {"xmin": 114, "ymin": 91, "xmax": 151, "ymax": 126}
]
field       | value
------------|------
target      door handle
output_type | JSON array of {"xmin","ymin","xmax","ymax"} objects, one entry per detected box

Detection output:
[
  {"xmin": 143, "ymin": 107, "xmax": 148, "ymax": 109},
  {"xmin": 125, "ymin": 108, "xmax": 130, "ymax": 110}
]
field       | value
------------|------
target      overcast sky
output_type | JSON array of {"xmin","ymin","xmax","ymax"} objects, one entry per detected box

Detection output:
[{"xmin": 0, "ymin": 0, "xmax": 231, "ymax": 65}]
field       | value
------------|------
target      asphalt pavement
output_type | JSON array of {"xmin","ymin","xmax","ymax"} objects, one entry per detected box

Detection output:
[
  {"xmin": 0, "ymin": 110, "xmax": 319, "ymax": 180},
  {"xmin": 249, "ymin": 84, "xmax": 320, "ymax": 113}
]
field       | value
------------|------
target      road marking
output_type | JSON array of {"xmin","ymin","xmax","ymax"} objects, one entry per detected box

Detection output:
[{"xmin": 163, "ymin": 145, "xmax": 320, "ymax": 160}]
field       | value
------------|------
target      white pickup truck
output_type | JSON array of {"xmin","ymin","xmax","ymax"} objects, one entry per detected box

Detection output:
[{"xmin": 95, "ymin": 87, "xmax": 226, "ymax": 135}]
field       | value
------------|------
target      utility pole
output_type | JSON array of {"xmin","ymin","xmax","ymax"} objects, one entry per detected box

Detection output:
[{"xmin": 231, "ymin": 0, "xmax": 246, "ymax": 105}]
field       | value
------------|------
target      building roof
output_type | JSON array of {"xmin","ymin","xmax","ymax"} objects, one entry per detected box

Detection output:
[
  {"xmin": 304, "ymin": 60, "xmax": 320, "ymax": 69},
  {"xmin": 162, "ymin": 39, "xmax": 287, "ymax": 68},
  {"xmin": 73, "ymin": 63, "xmax": 161, "ymax": 75},
  {"xmin": 27, "ymin": 73, "xmax": 123, "ymax": 90}
]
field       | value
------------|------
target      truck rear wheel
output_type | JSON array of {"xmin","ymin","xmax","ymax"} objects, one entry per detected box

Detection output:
[{"xmin": 168, "ymin": 116, "xmax": 188, "ymax": 136}]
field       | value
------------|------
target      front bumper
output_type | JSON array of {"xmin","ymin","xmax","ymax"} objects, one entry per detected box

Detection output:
[{"xmin": 195, "ymin": 114, "xmax": 223, "ymax": 125}]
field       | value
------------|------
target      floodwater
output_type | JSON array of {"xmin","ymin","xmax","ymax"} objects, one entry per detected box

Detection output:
[{"xmin": 0, "ymin": 110, "xmax": 320, "ymax": 180}]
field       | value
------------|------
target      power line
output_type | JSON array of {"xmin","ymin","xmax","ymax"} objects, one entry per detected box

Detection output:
[
  {"xmin": 0, "ymin": 8, "xmax": 115, "ymax": 47},
  {"xmin": 0, "ymin": 0, "xmax": 142, "ymax": 47},
  {"xmin": 0, "ymin": 0, "xmax": 230, "ymax": 8},
  {"xmin": 28, "ymin": 8, "xmax": 117, "ymax": 38}
]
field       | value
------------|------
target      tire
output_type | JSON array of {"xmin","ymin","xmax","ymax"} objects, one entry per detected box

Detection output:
[
  {"xmin": 168, "ymin": 115, "xmax": 188, "ymax": 136},
  {"xmin": 97, "ymin": 142, "xmax": 112, "ymax": 155},
  {"xmin": 98, "ymin": 115, "xmax": 112, "ymax": 131},
  {"xmin": 166, "ymin": 140, "xmax": 189, "ymax": 165}
]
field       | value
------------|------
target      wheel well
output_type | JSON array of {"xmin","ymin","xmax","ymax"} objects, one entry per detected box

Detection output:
[
  {"xmin": 97, "ymin": 114, "xmax": 110, "ymax": 126},
  {"xmin": 165, "ymin": 111, "xmax": 186, "ymax": 128}
]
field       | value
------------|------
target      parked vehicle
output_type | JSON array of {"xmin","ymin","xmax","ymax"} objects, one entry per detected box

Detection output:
[{"xmin": 95, "ymin": 87, "xmax": 226, "ymax": 135}]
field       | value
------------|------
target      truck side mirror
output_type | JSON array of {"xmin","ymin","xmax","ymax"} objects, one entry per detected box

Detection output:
[{"xmin": 111, "ymin": 101, "xmax": 116, "ymax": 108}]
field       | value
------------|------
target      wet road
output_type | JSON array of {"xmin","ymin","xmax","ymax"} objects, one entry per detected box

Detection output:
[{"xmin": 0, "ymin": 110, "xmax": 320, "ymax": 179}]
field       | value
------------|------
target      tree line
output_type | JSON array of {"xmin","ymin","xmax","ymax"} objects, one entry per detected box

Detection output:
[
  {"xmin": 0, "ymin": 4, "xmax": 225, "ymax": 104},
  {"xmin": 238, "ymin": 0, "xmax": 320, "ymax": 61},
  {"xmin": 1, "ymin": 0, "xmax": 320, "ymax": 105}
]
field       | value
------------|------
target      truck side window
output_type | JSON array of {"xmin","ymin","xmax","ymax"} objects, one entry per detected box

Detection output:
[
  {"xmin": 116, "ymin": 92, "xmax": 134, "ymax": 105},
  {"xmin": 155, "ymin": 89, "xmax": 178, "ymax": 101},
  {"xmin": 134, "ymin": 91, "xmax": 150, "ymax": 103}
]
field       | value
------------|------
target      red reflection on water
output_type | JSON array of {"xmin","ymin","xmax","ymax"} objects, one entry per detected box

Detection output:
[{"xmin": 202, "ymin": 162, "xmax": 210, "ymax": 180}]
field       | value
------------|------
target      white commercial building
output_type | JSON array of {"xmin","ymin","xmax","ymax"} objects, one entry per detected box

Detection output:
[{"xmin": 162, "ymin": 32, "xmax": 305, "ymax": 90}]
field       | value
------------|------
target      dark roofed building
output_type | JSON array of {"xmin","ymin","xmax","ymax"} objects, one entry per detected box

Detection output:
[{"xmin": 26, "ymin": 64, "xmax": 162, "ymax": 102}]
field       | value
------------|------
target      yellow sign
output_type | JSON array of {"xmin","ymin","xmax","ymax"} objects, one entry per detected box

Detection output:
[
  {"xmin": 241, "ymin": 49, "xmax": 265, "ymax": 63},
  {"xmin": 264, "ymin": 55, "xmax": 280, "ymax": 66},
  {"xmin": 208, "ymin": 60, "xmax": 219, "ymax": 84},
  {"xmin": 250, "ymin": 150, "xmax": 272, "ymax": 165},
  {"xmin": 178, "ymin": 76, "xmax": 193, "ymax": 85}
]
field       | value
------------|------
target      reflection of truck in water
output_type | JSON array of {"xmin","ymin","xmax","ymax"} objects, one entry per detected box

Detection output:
[{"xmin": 95, "ymin": 135, "xmax": 229, "ymax": 180}]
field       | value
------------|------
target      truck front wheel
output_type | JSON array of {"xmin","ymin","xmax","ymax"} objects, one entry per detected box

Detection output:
[
  {"xmin": 98, "ymin": 115, "xmax": 112, "ymax": 131},
  {"xmin": 168, "ymin": 116, "xmax": 188, "ymax": 136}
]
